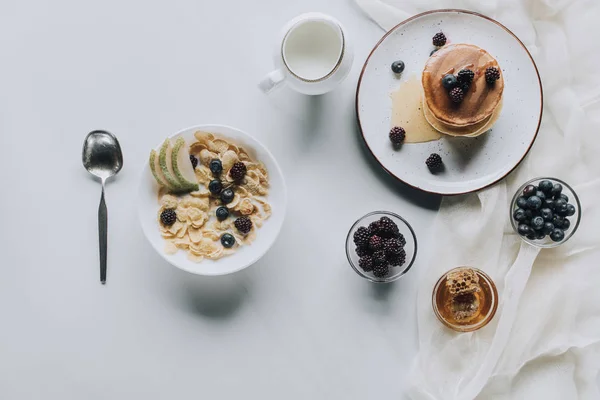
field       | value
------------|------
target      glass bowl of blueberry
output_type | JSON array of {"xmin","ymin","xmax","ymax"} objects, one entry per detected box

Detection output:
[
  {"xmin": 346, "ymin": 211, "xmax": 418, "ymax": 283},
  {"xmin": 510, "ymin": 177, "xmax": 581, "ymax": 248}
]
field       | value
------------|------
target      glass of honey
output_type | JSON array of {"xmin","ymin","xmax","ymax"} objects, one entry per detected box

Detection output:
[{"xmin": 432, "ymin": 267, "xmax": 498, "ymax": 332}]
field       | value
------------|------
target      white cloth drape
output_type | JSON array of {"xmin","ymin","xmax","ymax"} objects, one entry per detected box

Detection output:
[{"xmin": 354, "ymin": 0, "xmax": 600, "ymax": 399}]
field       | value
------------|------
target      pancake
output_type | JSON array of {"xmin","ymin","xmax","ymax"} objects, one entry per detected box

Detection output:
[
  {"xmin": 422, "ymin": 44, "xmax": 504, "ymax": 127},
  {"xmin": 423, "ymin": 98, "xmax": 503, "ymax": 137}
]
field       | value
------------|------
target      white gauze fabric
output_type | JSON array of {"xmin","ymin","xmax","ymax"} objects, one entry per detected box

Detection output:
[{"xmin": 354, "ymin": 0, "xmax": 600, "ymax": 399}]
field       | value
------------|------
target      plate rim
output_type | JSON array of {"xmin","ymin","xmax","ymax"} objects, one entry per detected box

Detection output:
[
  {"xmin": 355, "ymin": 9, "xmax": 543, "ymax": 196},
  {"xmin": 137, "ymin": 123, "xmax": 287, "ymax": 276}
]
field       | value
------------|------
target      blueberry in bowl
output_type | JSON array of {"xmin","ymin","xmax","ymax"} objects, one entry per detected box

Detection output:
[
  {"xmin": 346, "ymin": 211, "xmax": 417, "ymax": 283},
  {"xmin": 510, "ymin": 178, "xmax": 581, "ymax": 248}
]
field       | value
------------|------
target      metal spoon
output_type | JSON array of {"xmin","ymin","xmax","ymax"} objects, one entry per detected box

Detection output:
[{"xmin": 82, "ymin": 130, "xmax": 123, "ymax": 284}]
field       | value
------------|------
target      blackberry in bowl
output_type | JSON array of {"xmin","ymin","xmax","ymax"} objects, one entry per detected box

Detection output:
[
  {"xmin": 346, "ymin": 211, "xmax": 417, "ymax": 283},
  {"xmin": 510, "ymin": 177, "xmax": 581, "ymax": 248}
]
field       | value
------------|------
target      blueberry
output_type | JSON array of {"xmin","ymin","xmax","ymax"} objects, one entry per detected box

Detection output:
[
  {"xmin": 562, "ymin": 218, "xmax": 571, "ymax": 230},
  {"xmin": 220, "ymin": 233, "xmax": 236, "ymax": 248},
  {"xmin": 526, "ymin": 233, "xmax": 537, "ymax": 240},
  {"xmin": 220, "ymin": 188, "xmax": 234, "ymax": 204},
  {"xmin": 552, "ymin": 214, "xmax": 565, "ymax": 228},
  {"xmin": 535, "ymin": 231, "xmax": 546, "ymax": 240},
  {"xmin": 513, "ymin": 208, "xmax": 526, "ymax": 222},
  {"xmin": 551, "ymin": 183, "xmax": 563, "ymax": 198},
  {"xmin": 526, "ymin": 196, "xmax": 542, "ymax": 210},
  {"xmin": 210, "ymin": 159, "xmax": 223, "ymax": 175},
  {"xmin": 391, "ymin": 60, "xmax": 405, "ymax": 73},
  {"xmin": 216, "ymin": 206, "xmax": 229, "ymax": 221},
  {"xmin": 531, "ymin": 216, "xmax": 544, "ymax": 230},
  {"xmin": 544, "ymin": 198, "xmax": 555, "ymax": 210},
  {"xmin": 208, "ymin": 179, "xmax": 223, "ymax": 195},
  {"xmin": 524, "ymin": 209, "xmax": 534, "ymax": 219},
  {"xmin": 516, "ymin": 196, "xmax": 528, "ymax": 209},
  {"xmin": 540, "ymin": 208, "xmax": 553, "ymax": 221},
  {"xmin": 430, "ymin": 49, "xmax": 438, "ymax": 56},
  {"xmin": 542, "ymin": 222, "xmax": 554, "ymax": 235},
  {"xmin": 558, "ymin": 193, "xmax": 569, "ymax": 203},
  {"xmin": 523, "ymin": 185, "xmax": 537, "ymax": 197},
  {"xmin": 535, "ymin": 191, "xmax": 546, "ymax": 201},
  {"xmin": 518, "ymin": 224, "xmax": 531, "ymax": 236},
  {"xmin": 565, "ymin": 204, "xmax": 576, "ymax": 216},
  {"xmin": 550, "ymin": 228, "xmax": 565, "ymax": 242},
  {"xmin": 554, "ymin": 198, "xmax": 568, "ymax": 214},
  {"xmin": 442, "ymin": 74, "xmax": 458, "ymax": 90},
  {"xmin": 538, "ymin": 180, "xmax": 553, "ymax": 194}
]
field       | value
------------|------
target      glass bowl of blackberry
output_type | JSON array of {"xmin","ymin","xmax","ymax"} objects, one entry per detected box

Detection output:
[
  {"xmin": 346, "ymin": 211, "xmax": 418, "ymax": 283},
  {"xmin": 510, "ymin": 177, "xmax": 581, "ymax": 248}
]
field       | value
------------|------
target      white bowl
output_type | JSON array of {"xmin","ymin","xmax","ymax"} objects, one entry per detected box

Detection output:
[{"xmin": 137, "ymin": 124, "xmax": 287, "ymax": 276}]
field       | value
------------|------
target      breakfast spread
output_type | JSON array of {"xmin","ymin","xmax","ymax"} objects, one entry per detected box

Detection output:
[
  {"xmin": 150, "ymin": 131, "xmax": 272, "ymax": 262},
  {"xmin": 512, "ymin": 179, "xmax": 577, "ymax": 243}
]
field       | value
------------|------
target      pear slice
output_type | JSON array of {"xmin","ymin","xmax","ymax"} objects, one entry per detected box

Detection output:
[
  {"xmin": 149, "ymin": 149, "xmax": 172, "ymax": 189},
  {"xmin": 172, "ymin": 137, "xmax": 199, "ymax": 190},
  {"xmin": 159, "ymin": 139, "xmax": 190, "ymax": 192}
]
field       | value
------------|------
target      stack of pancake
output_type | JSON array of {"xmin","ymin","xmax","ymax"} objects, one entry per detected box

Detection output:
[{"xmin": 422, "ymin": 44, "xmax": 504, "ymax": 137}]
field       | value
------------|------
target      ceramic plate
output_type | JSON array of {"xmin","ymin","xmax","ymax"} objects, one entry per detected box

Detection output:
[
  {"xmin": 356, "ymin": 10, "xmax": 542, "ymax": 195},
  {"xmin": 138, "ymin": 124, "xmax": 287, "ymax": 276}
]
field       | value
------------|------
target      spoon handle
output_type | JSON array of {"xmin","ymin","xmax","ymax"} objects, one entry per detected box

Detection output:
[{"xmin": 98, "ymin": 182, "xmax": 108, "ymax": 284}]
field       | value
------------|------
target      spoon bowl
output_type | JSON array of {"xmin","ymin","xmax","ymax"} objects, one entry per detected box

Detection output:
[
  {"xmin": 82, "ymin": 130, "xmax": 123, "ymax": 284},
  {"xmin": 83, "ymin": 130, "xmax": 123, "ymax": 181}
]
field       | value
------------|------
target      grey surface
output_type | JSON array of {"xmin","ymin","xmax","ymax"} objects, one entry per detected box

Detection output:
[{"xmin": 0, "ymin": 0, "xmax": 440, "ymax": 398}]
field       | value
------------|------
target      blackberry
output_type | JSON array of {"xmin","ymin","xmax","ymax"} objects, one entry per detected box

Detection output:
[
  {"xmin": 388, "ymin": 248, "xmax": 406, "ymax": 267},
  {"xmin": 160, "ymin": 208, "xmax": 177, "ymax": 226},
  {"xmin": 353, "ymin": 227, "xmax": 370, "ymax": 248},
  {"xmin": 485, "ymin": 66, "xmax": 500, "ymax": 83},
  {"xmin": 373, "ymin": 263, "xmax": 389, "ymax": 278},
  {"xmin": 230, "ymin": 162, "xmax": 247, "ymax": 182},
  {"xmin": 216, "ymin": 206, "xmax": 230, "ymax": 221},
  {"xmin": 459, "ymin": 81, "xmax": 470, "ymax": 93},
  {"xmin": 369, "ymin": 235, "xmax": 383, "ymax": 251},
  {"xmin": 190, "ymin": 155, "xmax": 198, "ymax": 169},
  {"xmin": 457, "ymin": 69, "xmax": 475, "ymax": 83},
  {"xmin": 220, "ymin": 233, "xmax": 235, "ymax": 248},
  {"xmin": 384, "ymin": 238, "xmax": 403, "ymax": 255},
  {"xmin": 449, "ymin": 87, "xmax": 464, "ymax": 103},
  {"xmin": 432, "ymin": 32, "xmax": 447, "ymax": 47},
  {"xmin": 234, "ymin": 216, "xmax": 253, "ymax": 234},
  {"xmin": 389, "ymin": 126, "xmax": 406, "ymax": 146},
  {"xmin": 372, "ymin": 250, "xmax": 387, "ymax": 265},
  {"xmin": 397, "ymin": 233, "xmax": 406, "ymax": 247},
  {"xmin": 359, "ymin": 255, "xmax": 374, "ymax": 272},
  {"xmin": 210, "ymin": 159, "xmax": 223, "ymax": 175},
  {"xmin": 356, "ymin": 246, "xmax": 371, "ymax": 258},
  {"xmin": 378, "ymin": 216, "xmax": 399, "ymax": 238},
  {"xmin": 368, "ymin": 221, "xmax": 381, "ymax": 236},
  {"xmin": 426, "ymin": 153, "xmax": 443, "ymax": 171}
]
